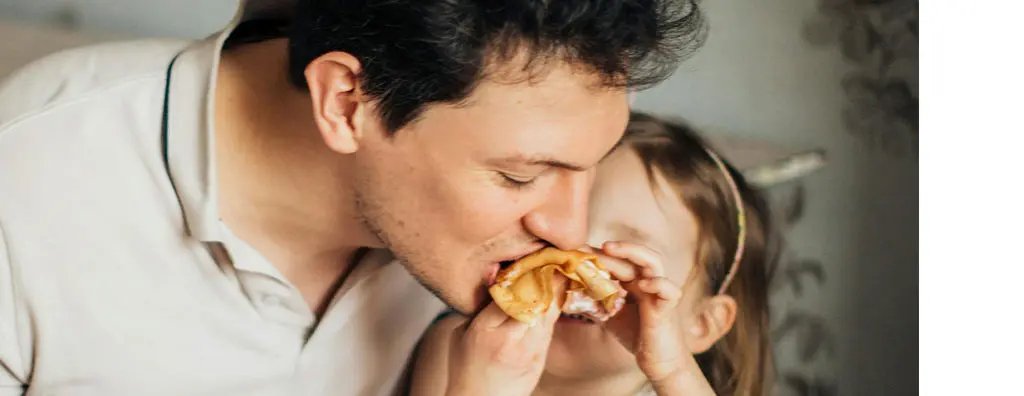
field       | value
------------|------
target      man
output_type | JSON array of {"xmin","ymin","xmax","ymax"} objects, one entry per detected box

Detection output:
[{"xmin": 0, "ymin": 0, "xmax": 703, "ymax": 394}]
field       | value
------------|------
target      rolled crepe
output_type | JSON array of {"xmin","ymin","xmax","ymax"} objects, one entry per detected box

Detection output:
[{"xmin": 488, "ymin": 247, "xmax": 627, "ymax": 324}]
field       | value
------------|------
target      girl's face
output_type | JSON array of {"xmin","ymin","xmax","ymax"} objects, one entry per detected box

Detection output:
[{"xmin": 545, "ymin": 146, "xmax": 708, "ymax": 378}]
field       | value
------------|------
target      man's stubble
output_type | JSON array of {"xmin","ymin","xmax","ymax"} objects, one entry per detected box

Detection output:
[{"xmin": 351, "ymin": 171, "xmax": 464, "ymax": 312}]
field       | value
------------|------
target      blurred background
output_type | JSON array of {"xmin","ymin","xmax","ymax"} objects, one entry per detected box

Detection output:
[{"xmin": 0, "ymin": 0, "xmax": 918, "ymax": 394}]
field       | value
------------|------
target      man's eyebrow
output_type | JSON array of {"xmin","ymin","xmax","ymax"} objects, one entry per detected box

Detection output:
[{"xmin": 490, "ymin": 155, "xmax": 589, "ymax": 172}]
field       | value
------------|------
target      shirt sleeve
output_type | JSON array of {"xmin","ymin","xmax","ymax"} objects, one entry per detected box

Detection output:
[{"xmin": 0, "ymin": 223, "xmax": 28, "ymax": 395}]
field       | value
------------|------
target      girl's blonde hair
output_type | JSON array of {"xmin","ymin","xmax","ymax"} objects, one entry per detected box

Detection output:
[{"xmin": 622, "ymin": 111, "xmax": 778, "ymax": 396}]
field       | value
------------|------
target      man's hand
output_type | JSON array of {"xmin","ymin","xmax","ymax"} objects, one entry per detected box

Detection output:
[{"xmin": 445, "ymin": 299, "xmax": 561, "ymax": 396}]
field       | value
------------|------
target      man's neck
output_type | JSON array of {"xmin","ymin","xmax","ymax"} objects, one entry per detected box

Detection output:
[
  {"xmin": 213, "ymin": 38, "xmax": 380, "ymax": 315},
  {"xmin": 534, "ymin": 367, "xmax": 649, "ymax": 396}
]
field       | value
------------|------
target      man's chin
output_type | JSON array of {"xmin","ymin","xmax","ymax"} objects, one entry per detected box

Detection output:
[
  {"xmin": 407, "ymin": 271, "xmax": 490, "ymax": 316},
  {"xmin": 448, "ymin": 286, "xmax": 491, "ymax": 316}
]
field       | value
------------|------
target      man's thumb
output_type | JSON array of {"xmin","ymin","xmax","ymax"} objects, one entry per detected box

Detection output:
[{"xmin": 540, "ymin": 299, "xmax": 561, "ymax": 330}]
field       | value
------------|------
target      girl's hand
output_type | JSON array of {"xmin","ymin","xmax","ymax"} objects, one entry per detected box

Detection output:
[{"xmin": 599, "ymin": 241, "xmax": 715, "ymax": 395}]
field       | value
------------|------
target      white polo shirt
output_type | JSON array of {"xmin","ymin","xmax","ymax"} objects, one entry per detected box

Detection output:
[{"xmin": 0, "ymin": 6, "xmax": 445, "ymax": 396}]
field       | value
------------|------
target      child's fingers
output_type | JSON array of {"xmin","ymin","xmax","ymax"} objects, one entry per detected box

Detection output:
[
  {"xmin": 602, "ymin": 241, "xmax": 665, "ymax": 278},
  {"xmin": 619, "ymin": 276, "xmax": 646, "ymax": 297},
  {"xmin": 638, "ymin": 277, "xmax": 682, "ymax": 302},
  {"xmin": 595, "ymin": 254, "xmax": 639, "ymax": 282},
  {"xmin": 653, "ymin": 297, "xmax": 681, "ymax": 312}
]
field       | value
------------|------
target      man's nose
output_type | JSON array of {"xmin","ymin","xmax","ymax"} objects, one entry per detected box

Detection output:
[{"xmin": 522, "ymin": 172, "xmax": 592, "ymax": 250}]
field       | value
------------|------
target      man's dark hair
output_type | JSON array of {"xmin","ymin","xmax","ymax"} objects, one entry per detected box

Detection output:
[{"xmin": 288, "ymin": 0, "xmax": 706, "ymax": 132}]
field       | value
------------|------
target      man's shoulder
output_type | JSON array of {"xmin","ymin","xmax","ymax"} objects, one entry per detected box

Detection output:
[
  {"xmin": 0, "ymin": 68, "xmax": 168, "ymax": 183},
  {"xmin": 0, "ymin": 41, "xmax": 179, "ymax": 235},
  {"xmin": 0, "ymin": 39, "xmax": 187, "ymax": 173},
  {"xmin": 0, "ymin": 38, "xmax": 190, "ymax": 126}
]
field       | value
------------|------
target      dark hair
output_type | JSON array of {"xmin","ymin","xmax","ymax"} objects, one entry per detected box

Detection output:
[
  {"xmin": 623, "ymin": 112, "xmax": 779, "ymax": 396},
  {"xmin": 287, "ymin": 0, "xmax": 706, "ymax": 132}
]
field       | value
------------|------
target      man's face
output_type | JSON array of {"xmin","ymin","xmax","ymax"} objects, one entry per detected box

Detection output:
[{"xmin": 351, "ymin": 63, "xmax": 628, "ymax": 314}]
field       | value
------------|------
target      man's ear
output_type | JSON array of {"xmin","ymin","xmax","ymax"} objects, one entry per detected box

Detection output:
[
  {"xmin": 684, "ymin": 294, "xmax": 738, "ymax": 354},
  {"xmin": 304, "ymin": 51, "xmax": 365, "ymax": 154}
]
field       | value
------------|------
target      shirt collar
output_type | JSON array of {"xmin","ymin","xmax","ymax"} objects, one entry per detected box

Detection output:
[{"xmin": 163, "ymin": 2, "xmax": 251, "ymax": 242}]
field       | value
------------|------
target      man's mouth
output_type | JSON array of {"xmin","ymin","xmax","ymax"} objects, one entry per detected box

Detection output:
[
  {"xmin": 496, "ymin": 246, "xmax": 547, "ymax": 270},
  {"xmin": 500, "ymin": 248, "xmax": 541, "ymax": 265},
  {"xmin": 486, "ymin": 247, "xmax": 546, "ymax": 286},
  {"xmin": 486, "ymin": 263, "xmax": 501, "ymax": 286},
  {"xmin": 498, "ymin": 259, "xmax": 516, "ymax": 269},
  {"xmin": 486, "ymin": 259, "xmax": 521, "ymax": 286}
]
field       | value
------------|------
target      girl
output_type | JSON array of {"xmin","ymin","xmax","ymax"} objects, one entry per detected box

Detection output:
[{"xmin": 411, "ymin": 112, "xmax": 777, "ymax": 395}]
